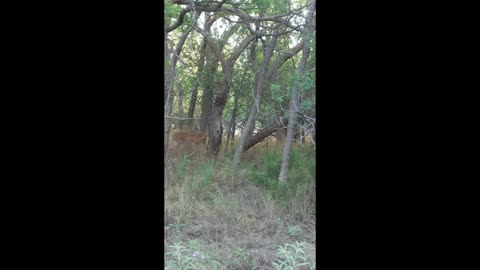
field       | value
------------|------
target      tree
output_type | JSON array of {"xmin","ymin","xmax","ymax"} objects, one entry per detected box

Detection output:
[
  {"xmin": 165, "ymin": 0, "xmax": 316, "ymax": 161},
  {"xmin": 195, "ymin": 24, "xmax": 255, "ymax": 156},
  {"xmin": 278, "ymin": 0, "xmax": 316, "ymax": 183},
  {"xmin": 185, "ymin": 40, "xmax": 206, "ymax": 131},
  {"xmin": 232, "ymin": 29, "xmax": 305, "ymax": 167},
  {"xmin": 164, "ymin": 10, "xmax": 200, "ymax": 156},
  {"xmin": 233, "ymin": 24, "xmax": 282, "ymax": 167}
]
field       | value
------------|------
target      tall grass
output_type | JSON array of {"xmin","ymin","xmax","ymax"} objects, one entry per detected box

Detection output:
[
  {"xmin": 164, "ymin": 142, "xmax": 316, "ymax": 269},
  {"xmin": 246, "ymin": 144, "xmax": 316, "ymax": 220}
]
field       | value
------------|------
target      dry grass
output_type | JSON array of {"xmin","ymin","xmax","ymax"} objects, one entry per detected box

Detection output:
[{"xmin": 164, "ymin": 143, "xmax": 316, "ymax": 269}]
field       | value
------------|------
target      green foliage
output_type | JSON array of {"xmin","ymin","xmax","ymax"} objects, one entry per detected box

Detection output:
[
  {"xmin": 248, "ymin": 147, "xmax": 315, "ymax": 203},
  {"xmin": 165, "ymin": 242, "xmax": 192, "ymax": 270},
  {"xmin": 176, "ymin": 155, "xmax": 190, "ymax": 178},
  {"xmin": 269, "ymin": 69, "xmax": 316, "ymax": 113},
  {"xmin": 243, "ymin": 0, "xmax": 271, "ymax": 11},
  {"xmin": 271, "ymin": 84, "xmax": 285, "ymax": 103},
  {"xmin": 231, "ymin": 247, "xmax": 250, "ymax": 269},
  {"xmin": 271, "ymin": 0, "xmax": 288, "ymax": 14},
  {"xmin": 165, "ymin": 149, "xmax": 316, "ymax": 268},
  {"xmin": 248, "ymin": 149, "xmax": 288, "ymax": 201},
  {"xmin": 165, "ymin": 241, "xmax": 224, "ymax": 270},
  {"xmin": 272, "ymin": 242, "xmax": 312, "ymax": 270},
  {"xmin": 257, "ymin": 0, "xmax": 271, "ymax": 9},
  {"xmin": 264, "ymin": 150, "xmax": 283, "ymax": 179},
  {"xmin": 292, "ymin": 72, "xmax": 315, "ymax": 93},
  {"xmin": 175, "ymin": 159, "xmax": 217, "ymax": 201},
  {"xmin": 289, "ymin": 146, "xmax": 315, "ymax": 182},
  {"xmin": 287, "ymin": 225, "xmax": 302, "ymax": 236},
  {"xmin": 164, "ymin": 3, "xmax": 182, "ymax": 20},
  {"xmin": 300, "ymin": 98, "xmax": 313, "ymax": 111},
  {"xmin": 200, "ymin": 160, "xmax": 214, "ymax": 186},
  {"xmin": 180, "ymin": 15, "xmax": 195, "ymax": 31}
]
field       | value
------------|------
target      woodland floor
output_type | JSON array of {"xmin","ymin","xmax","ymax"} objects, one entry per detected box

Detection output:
[{"xmin": 164, "ymin": 145, "xmax": 316, "ymax": 269}]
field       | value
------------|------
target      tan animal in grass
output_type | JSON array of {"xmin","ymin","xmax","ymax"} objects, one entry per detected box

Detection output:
[{"xmin": 169, "ymin": 131, "xmax": 208, "ymax": 158}]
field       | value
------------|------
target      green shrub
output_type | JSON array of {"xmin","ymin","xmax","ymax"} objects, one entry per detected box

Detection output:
[
  {"xmin": 176, "ymin": 154, "xmax": 190, "ymax": 179},
  {"xmin": 200, "ymin": 160, "xmax": 214, "ymax": 186},
  {"xmin": 165, "ymin": 241, "xmax": 224, "ymax": 270},
  {"xmin": 272, "ymin": 241, "xmax": 312, "ymax": 270},
  {"xmin": 248, "ymin": 146, "xmax": 315, "ymax": 206}
]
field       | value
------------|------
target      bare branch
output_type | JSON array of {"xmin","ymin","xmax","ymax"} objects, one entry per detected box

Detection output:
[
  {"xmin": 227, "ymin": 35, "xmax": 255, "ymax": 65},
  {"xmin": 167, "ymin": 0, "xmax": 312, "ymax": 34}
]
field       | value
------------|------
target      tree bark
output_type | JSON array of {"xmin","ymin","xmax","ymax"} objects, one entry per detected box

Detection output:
[
  {"xmin": 233, "ymin": 36, "xmax": 278, "ymax": 167},
  {"xmin": 198, "ymin": 15, "xmax": 219, "ymax": 133},
  {"xmin": 164, "ymin": 19, "xmax": 171, "ymax": 106},
  {"xmin": 186, "ymin": 41, "xmax": 207, "ymax": 131},
  {"xmin": 176, "ymin": 82, "xmax": 185, "ymax": 130},
  {"xmin": 233, "ymin": 25, "xmax": 282, "ymax": 167},
  {"xmin": 225, "ymin": 87, "xmax": 238, "ymax": 152},
  {"xmin": 278, "ymin": 0, "xmax": 315, "ymax": 183},
  {"xmin": 199, "ymin": 48, "xmax": 216, "ymax": 133},
  {"xmin": 195, "ymin": 25, "xmax": 255, "ymax": 155}
]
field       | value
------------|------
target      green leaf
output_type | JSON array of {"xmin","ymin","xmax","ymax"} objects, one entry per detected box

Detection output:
[{"xmin": 165, "ymin": 3, "xmax": 182, "ymax": 18}]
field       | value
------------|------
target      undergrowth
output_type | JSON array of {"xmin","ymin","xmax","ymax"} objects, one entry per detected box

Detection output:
[
  {"xmin": 247, "ymin": 145, "xmax": 316, "ymax": 219},
  {"xmin": 165, "ymin": 143, "xmax": 316, "ymax": 269}
]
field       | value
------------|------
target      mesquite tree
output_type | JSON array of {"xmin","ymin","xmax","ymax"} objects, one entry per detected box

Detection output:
[{"xmin": 165, "ymin": 0, "xmax": 316, "ymax": 160}]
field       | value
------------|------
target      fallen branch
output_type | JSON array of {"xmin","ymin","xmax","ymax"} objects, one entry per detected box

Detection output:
[{"xmin": 243, "ymin": 117, "xmax": 288, "ymax": 152}]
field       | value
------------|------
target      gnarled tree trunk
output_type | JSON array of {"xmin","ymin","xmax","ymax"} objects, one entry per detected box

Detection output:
[{"xmin": 196, "ymin": 26, "xmax": 254, "ymax": 156}]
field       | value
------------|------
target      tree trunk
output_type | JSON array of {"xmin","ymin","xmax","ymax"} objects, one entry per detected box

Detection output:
[
  {"xmin": 278, "ymin": 0, "xmax": 315, "ymax": 183},
  {"xmin": 164, "ymin": 26, "xmax": 170, "ymax": 106},
  {"xmin": 199, "ymin": 49, "xmax": 216, "ymax": 133},
  {"xmin": 248, "ymin": 121, "xmax": 255, "ymax": 140},
  {"xmin": 233, "ymin": 30, "xmax": 280, "ymax": 167},
  {"xmin": 176, "ymin": 82, "xmax": 185, "ymax": 130},
  {"xmin": 196, "ymin": 30, "xmax": 254, "ymax": 156},
  {"xmin": 225, "ymin": 87, "xmax": 238, "ymax": 152},
  {"xmin": 187, "ymin": 14, "xmax": 217, "ymax": 132},
  {"xmin": 232, "ymin": 25, "xmax": 305, "ymax": 166},
  {"xmin": 208, "ymin": 105, "xmax": 224, "ymax": 156},
  {"xmin": 207, "ymin": 76, "xmax": 231, "ymax": 156},
  {"xmin": 186, "ymin": 41, "xmax": 207, "ymax": 131},
  {"xmin": 164, "ymin": 15, "xmax": 198, "ymax": 156}
]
